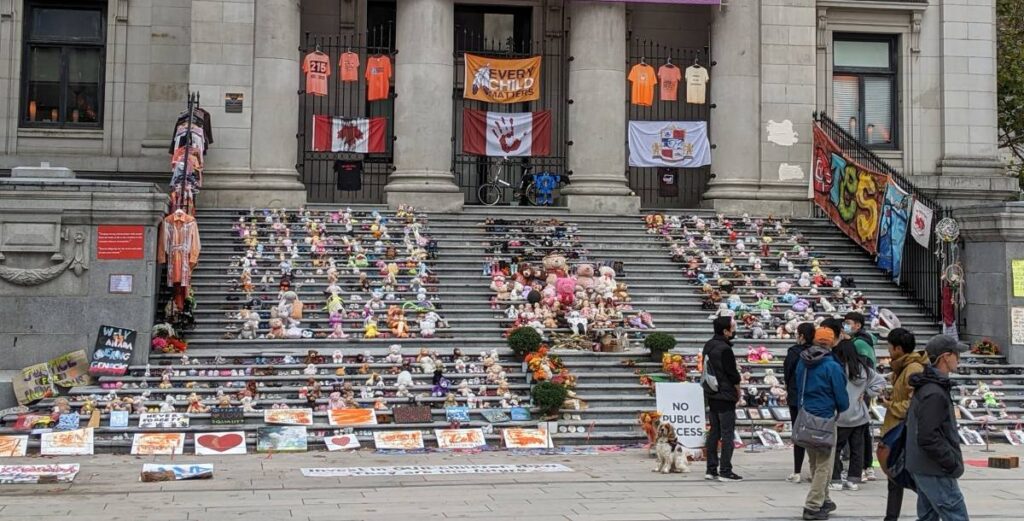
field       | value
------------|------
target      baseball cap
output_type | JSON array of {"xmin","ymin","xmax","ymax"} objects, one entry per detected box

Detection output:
[
  {"xmin": 813, "ymin": 327, "xmax": 836, "ymax": 346},
  {"xmin": 924, "ymin": 335, "xmax": 969, "ymax": 360}
]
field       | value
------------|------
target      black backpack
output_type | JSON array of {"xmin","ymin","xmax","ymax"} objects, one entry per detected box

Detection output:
[{"xmin": 881, "ymin": 421, "xmax": 916, "ymax": 491}]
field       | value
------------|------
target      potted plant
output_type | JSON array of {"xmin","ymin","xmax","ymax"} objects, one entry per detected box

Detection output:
[
  {"xmin": 508, "ymin": 326, "xmax": 543, "ymax": 358},
  {"xmin": 531, "ymin": 380, "xmax": 569, "ymax": 419},
  {"xmin": 644, "ymin": 332, "xmax": 676, "ymax": 361}
]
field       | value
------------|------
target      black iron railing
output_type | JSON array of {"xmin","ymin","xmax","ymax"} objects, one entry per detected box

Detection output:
[{"xmin": 814, "ymin": 112, "xmax": 951, "ymax": 320}]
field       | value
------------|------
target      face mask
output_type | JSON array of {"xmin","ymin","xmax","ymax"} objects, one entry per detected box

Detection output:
[{"xmin": 842, "ymin": 324, "xmax": 853, "ymax": 335}]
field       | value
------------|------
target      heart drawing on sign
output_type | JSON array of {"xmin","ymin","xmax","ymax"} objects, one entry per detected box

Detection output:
[
  {"xmin": 330, "ymin": 436, "xmax": 353, "ymax": 447},
  {"xmin": 197, "ymin": 433, "xmax": 243, "ymax": 452}
]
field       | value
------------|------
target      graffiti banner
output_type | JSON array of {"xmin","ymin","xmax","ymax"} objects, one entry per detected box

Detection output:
[
  {"xmin": 812, "ymin": 125, "xmax": 890, "ymax": 255},
  {"xmin": 878, "ymin": 183, "xmax": 912, "ymax": 284},
  {"xmin": 463, "ymin": 54, "xmax": 541, "ymax": 104}
]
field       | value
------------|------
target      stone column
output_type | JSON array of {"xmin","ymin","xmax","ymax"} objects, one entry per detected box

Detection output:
[
  {"xmin": 562, "ymin": 1, "xmax": 638, "ymax": 215},
  {"xmin": 385, "ymin": 0, "xmax": 463, "ymax": 212},
  {"xmin": 703, "ymin": 1, "xmax": 762, "ymax": 214}
]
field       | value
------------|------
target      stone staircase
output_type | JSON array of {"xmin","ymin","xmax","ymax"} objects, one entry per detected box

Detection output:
[{"xmin": 3, "ymin": 205, "xmax": 1017, "ymax": 451}]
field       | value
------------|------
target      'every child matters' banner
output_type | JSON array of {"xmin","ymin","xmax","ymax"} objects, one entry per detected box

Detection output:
[{"xmin": 580, "ymin": 1, "xmax": 721, "ymax": 4}]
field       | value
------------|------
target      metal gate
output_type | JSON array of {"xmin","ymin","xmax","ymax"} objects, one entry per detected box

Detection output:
[
  {"xmin": 626, "ymin": 38, "xmax": 712, "ymax": 209},
  {"xmin": 297, "ymin": 26, "xmax": 396, "ymax": 204},
  {"xmin": 452, "ymin": 30, "xmax": 569, "ymax": 205}
]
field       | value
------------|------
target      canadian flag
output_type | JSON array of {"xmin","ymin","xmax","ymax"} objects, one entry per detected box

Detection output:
[
  {"xmin": 312, "ymin": 116, "xmax": 386, "ymax": 153},
  {"xmin": 463, "ymin": 109, "xmax": 551, "ymax": 157}
]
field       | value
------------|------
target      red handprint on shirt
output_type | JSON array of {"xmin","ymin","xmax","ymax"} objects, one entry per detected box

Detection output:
[{"xmin": 491, "ymin": 116, "xmax": 523, "ymax": 153}]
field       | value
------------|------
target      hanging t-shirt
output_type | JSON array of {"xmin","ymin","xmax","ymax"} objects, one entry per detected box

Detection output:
[
  {"xmin": 366, "ymin": 55, "xmax": 392, "ymax": 102},
  {"xmin": 685, "ymin": 65, "xmax": 710, "ymax": 104},
  {"xmin": 627, "ymin": 63, "xmax": 657, "ymax": 106},
  {"xmin": 335, "ymin": 160, "xmax": 363, "ymax": 191},
  {"xmin": 339, "ymin": 52, "xmax": 360, "ymax": 82},
  {"xmin": 302, "ymin": 51, "xmax": 330, "ymax": 96},
  {"xmin": 657, "ymin": 64, "xmax": 682, "ymax": 102}
]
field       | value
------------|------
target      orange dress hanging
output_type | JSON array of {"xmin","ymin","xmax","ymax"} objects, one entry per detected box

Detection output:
[{"xmin": 158, "ymin": 211, "xmax": 201, "ymax": 287}]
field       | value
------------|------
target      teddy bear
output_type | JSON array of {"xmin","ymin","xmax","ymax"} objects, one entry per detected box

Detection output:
[
  {"xmin": 575, "ymin": 264, "xmax": 595, "ymax": 290},
  {"xmin": 555, "ymin": 277, "xmax": 575, "ymax": 307},
  {"xmin": 542, "ymin": 253, "xmax": 568, "ymax": 280},
  {"xmin": 266, "ymin": 317, "xmax": 286, "ymax": 339},
  {"xmin": 383, "ymin": 344, "xmax": 403, "ymax": 364}
]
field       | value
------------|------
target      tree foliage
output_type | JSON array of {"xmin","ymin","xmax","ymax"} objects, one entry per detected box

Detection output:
[{"xmin": 998, "ymin": 0, "xmax": 1024, "ymax": 190}]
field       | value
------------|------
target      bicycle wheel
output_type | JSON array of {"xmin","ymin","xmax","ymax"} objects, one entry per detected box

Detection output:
[
  {"xmin": 477, "ymin": 183, "xmax": 502, "ymax": 206},
  {"xmin": 524, "ymin": 182, "xmax": 540, "ymax": 206}
]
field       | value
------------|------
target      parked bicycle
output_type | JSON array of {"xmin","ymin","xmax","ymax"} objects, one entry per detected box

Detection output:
[{"xmin": 477, "ymin": 157, "xmax": 538, "ymax": 206}]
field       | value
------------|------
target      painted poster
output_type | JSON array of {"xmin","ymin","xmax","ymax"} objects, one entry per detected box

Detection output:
[
  {"xmin": 47, "ymin": 350, "xmax": 92, "ymax": 388},
  {"xmin": 257, "ymin": 426, "xmax": 308, "ymax": 453},
  {"xmin": 11, "ymin": 363, "xmax": 54, "ymax": 405},
  {"xmin": 435, "ymin": 429, "xmax": 487, "ymax": 449},
  {"xmin": 141, "ymin": 464, "xmax": 213, "ymax": 481},
  {"xmin": 1012, "ymin": 260, "xmax": 1024, "ymax": 298},
  {"xmin": 463, "ymin": 54, "xmax": 541, "ymax": 103},
  {"xmin": 131, "ymin": 433, "xmax": 185, "ymax": 455},
  {"xmin": 0, "ymin": 436, "xmax": 28, "ymax": 457},
  {"xmin": 89, "ymin": 325, "xmax": 136, "ymax": 376},
  {"xmin": 40, "ymin": 428, "xmax": 94, "ymax": 456},
  {"xmin": 502, "ymin": 428, "xmax": 552, "ymax": 449},
  {"xmin": 323, "ymin": 434, "xmax": 361, "ymax": 451},
  {"xmin": 627, "ymin": 121, "xmax": 712, "ymax": 168},
  {"xmin": 909, "ymin": 199, "xmax": 934, "ymax": 248},
  {"xmin": 264, "ymin": 408, "xmax": 313, "ymax": 426},
  {"xmin": 877, "ymin": 183, "xmax": 912, "ymax": 284},
  {"xmin": 0, "ymin": 464, "xmax": 80, "ymax": 484},
  {"xmin": 327, "ymin": 408, "xmax": 377, "ymax": 427},
  {"xmin": 654, "ymin": 382, "xmax": 706, "ymax": 449},
  {"xmin": 373, "ymin": 430, "xmax": 425, "ymax": 450},
  {"xmin": 812, "ymin": 125, "xmax": 889, "ymax": 255},
  {"xmin": 1011, "ymin": 307, "xmax": 1024, "ymax": 345},
  {"xmin": 138, "ymin": 412, "xmax": 189, "ymax": 429},
  {"xmin": 194, "ymin": 432, "xmax": 247, "ymax": 455}
]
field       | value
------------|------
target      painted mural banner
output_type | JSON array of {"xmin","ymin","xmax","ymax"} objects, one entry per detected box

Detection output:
[
  {"xmin": 812, "ymin": 125, "xmax": 890, "ymax": 255},
  {"xmin": 878, "ymin": 183, "xmax": 912, "ymax": 284}
]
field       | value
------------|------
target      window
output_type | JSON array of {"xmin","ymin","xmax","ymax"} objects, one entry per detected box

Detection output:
[
  {"xmin": 832, "ymin": 35, "xmax": 897, "ymax": 149},
  {"xmin": 21, "ymin": 2, "xmax": 106, "ymax": 128}
]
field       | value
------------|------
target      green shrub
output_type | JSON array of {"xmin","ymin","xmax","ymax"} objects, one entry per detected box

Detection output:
[
  {"xmin": 531, "ymin": 381, "xmax": 569, "ymax": 414},
  {"xmin": 644, "ymin": 332, "xmax": 677, "ymax": 354},
  {"xmin": 508, "ymin": 327, "xmax": 543, "ymax": 357}
]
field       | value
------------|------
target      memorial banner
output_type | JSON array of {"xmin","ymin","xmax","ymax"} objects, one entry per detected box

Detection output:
[
  {"xmin": 435, "ymin": 428, "xmax": 487, "ymax": 449},
  {"xmin": 40, "ymin": 428, "xmax": 94, "ymax": 456},
  {"xmin": 878, "ymin": 183, "xmax": 912, "ymax": 284},
  {"xmin": 502, "ymin": 428, "xmax": 552, "ymax": 449},
  {"xmin": 264, "ymin": 408, "xmax": 313, "ymax": 426},
  {"xmin": 300, "ymin": 464, "xmax": 573, "ymax": 478},
  {"xmin": 131, "ymin": 433, "xmax": 185, "ymax": 455},
  {"xmin": 582, "ymin": 1, "xmax": 720, "ymax": 4},
  {"xmin": 463, "ymin": 54, "xmax": 541, "ymax": 103},
  {"xmin": 0, "ymin": 464, "xmax": 80, "ymax": 484},
  {"xmin": 373, "ymin": 430, "xmax": 424, "ymax": 450},
  {"xmin": 654, "ymin": 382, "xmax": 706, "ymax": 449},
  {"xmin": 328, "ymin": 408, "xmax": 377, "ymax": 427},
  {"xmin": 812, "ymin": 125, "xmax": 890, "ymax": 255},
  {"xmin": 89, "ymin": 325, "xmax": 136, "ymax": 376}
]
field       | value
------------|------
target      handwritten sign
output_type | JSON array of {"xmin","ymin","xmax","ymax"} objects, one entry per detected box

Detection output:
[
  {"xmin": 0, "ymin": 436, "xmax": 28, "ymax": 457},
  {"xmin": 257, "ymin": 426, "xmax": 308, "ymax": 453},
  {"xmin": 264, "ymin": 408, "xmax": 313, "ymax": 426},
  {"xmin": 210, "ymin": 407, "xmax": 244, "ymax": 425},
  {"xmin": 327, "ymin": 408, "xmax": 377, "ymax": 427},
  {"xmin": 89, "ymin": 325, "xmax": 136, "ymax": 376},
  {"xmin": 0, "ymin": 464, "xmax": 80, "ymax": 484},
  {"xmin": 502, "ymin": 428, "xmax": 551, "ymax": 449},
  {"xmin": 373, "ymin": 430, "xmax": 425, "ymax": 450},
  {"xmin": 1013, "ymin": 308, "xmax": 1024, "ymax": 345},
  {"xmin": 655, "ymin": 382, "xmax": 706, "ymax": 449},
  {"xmin": 195, "ymin": 432, "xmax": 247, "ymax": 455},
  {"xmin": 300, "ymin": 464, "xmax": 573, "ymax": 478},
  {"xmin": 138, "ymin": 412, "xmax": 189, "ymax": 429},
  {"xmin": 11, "ymin": 362, "xmax": 54, "ymax": 405},
  {"xmin": 435, "ymin": 428, "xmax": 487, "ymax": 449},
  {"xmin": 141, "ymin": 464, "xmax": 213, "ymax": 481},
  {"xmin": 40, "ymin": 428, "xmax": 94, "ymax": 456},
  {"xmin": 1014, "ymin": 260, "xmax": 1024, "ymax": 298},
  {"xmin": 47, "ymin": 350, "xmax": 92, "ymax": 388},
  {"xmin": 323, "ymin": 434, "xmax": 361, "ymax": 451},
  {"xmin": 132, "ymin": 433, "xmax": 185, "ymax": 455}
]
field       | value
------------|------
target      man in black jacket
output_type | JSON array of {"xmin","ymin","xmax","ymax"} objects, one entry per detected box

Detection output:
[
  {"xmin": 784, "ymin": 322, "xmax": 817, "ymax": 483},
  {"xmin": 703, "ymin": 316, "xmax": 742, "ymax": 482},
  {"xmin": 906, "ymin": 335, "xmax": 969, "ymax": 521}
]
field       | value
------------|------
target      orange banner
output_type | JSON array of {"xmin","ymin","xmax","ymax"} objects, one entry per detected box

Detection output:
[
  {"xmin": 131, "ymin": 433, "xmax": 185, "ymax": 455},
  {"xmin": 464, "ymin": 54, "xmax": 541, "ymax": 103},
  {"xmin": 434, "ymin": 429, "xmax": 486, "ymax": 449},
  {"xmin": 327, "ymin": 408, "xmax": 377, "ymax": 427},
  {"xmin": 263, "ymin": 408, "xmax": 313, "ymax": 426},
  {"xmin": 502, "ymin": 428, "xmax": 551, "ymax": 449}
]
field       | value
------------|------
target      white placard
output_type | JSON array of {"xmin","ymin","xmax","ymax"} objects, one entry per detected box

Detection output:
[
  {"xmin": 0, "ymin": 436, "xmax": 28, "ymax": 457},
  {"xmin": 300, "ymin": 464, "xmax": 573, "ymax": 478},
  {"xmin": 131, "ymin": 433, "xmax": 185, "ymax": 455},
  {"xmin": 655, "ymin": 382, "xmax": 706, "ymax": 449},
  {"xmin": 323, "ymin": 434, "xmax": 360, "ymax": 451},
  {"xmin": 0, "ymin": 464, "xmax": 80, "ymax": 484},
  {"xmin": 1012, "ymin": 307, "xmax": 1024, "ymax": 345},
  {"xmin": 40, "ymin": 428, "xmax": 94, "ymax": 456},
  {"xmin": 194, "ymin": 432, "xmax": 247, "ymax": 455}
]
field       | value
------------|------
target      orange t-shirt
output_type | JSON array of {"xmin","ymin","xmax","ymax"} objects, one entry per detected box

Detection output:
[
  {"xmin": 302, "ymin": 51, "xmax": 330, "ymax": 96},
  {"xmin": 366, "ymin": 55, "xmax": 392, "ymax": 101},
  {"xmin": 339, "ymin": 52, "xmax": 360, "ymax": 82},
  {"xmin": 627, "ymin": 63, "xmax": 657, "ymax": 106},
  {"xmin": 657, "ymin": 64, "xmax": 682, "ymax": 102}
]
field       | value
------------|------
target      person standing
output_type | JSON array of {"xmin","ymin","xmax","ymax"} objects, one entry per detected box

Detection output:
[
  {"xmin": 702, "ymin": 316, "xmax": 743, "ymax": 482},
  {"xmin": 784, "ymin": 322, "xmax": 817, "ymax": 483},
  {"xmin": 844, "ymin": 311, "xmax": 878, "ymax": 481},
  {"xmin": 829, "ymin": 341, "xmax": 885, "ymax": 491},
  {"xmin": 906, "ymin": 335, "xmax": 970, "ymax": 521},
  {"xmin": 880, "ymin": 328, "xmax": 925, "ymax": 521},
  {"xmin": 795, "ymin": 327, "xmax": 850, "ymax": 521}
]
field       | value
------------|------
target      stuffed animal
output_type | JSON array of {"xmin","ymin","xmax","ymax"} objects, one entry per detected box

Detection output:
[
  {"xmin": 542, "ymin": 253, "xmax": 568, "ymax": 280},
  {"xmin": 363, "ymin": 317, "xmax": 379, "ymax": 339},
  {"xmin": 384, "ymin": 344, "xmax": 403, "ymax": 364},
  {"xmin": 556, "ymin": 277, "xmax": 576, "ymax": 307},
  {"xmin": 266, "ymin": 318, "xmax": 286, "ymax": 339},
  {"xmin": 567, "ymin": 310, "xmax": 588, "ymax": 335},
  {"xmin": 575, "ymin": 264, "xmax": 595, "ymax": 290}
]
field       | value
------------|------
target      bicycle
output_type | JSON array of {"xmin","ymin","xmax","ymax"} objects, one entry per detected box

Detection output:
[{"xmin": 477, "ymin": 157, "xmax": 538, "ymax": 206}]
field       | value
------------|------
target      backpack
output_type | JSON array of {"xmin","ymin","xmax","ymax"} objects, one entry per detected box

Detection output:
[
  {"xmin": 700, "ymin": 353, "xmax": 719, "ymax": 393},
  {"xmin": 879, "ymin": 422, "xmax": 917, "ymax": 491}
]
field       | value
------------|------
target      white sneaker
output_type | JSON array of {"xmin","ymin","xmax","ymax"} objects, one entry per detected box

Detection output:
[
  {"xmin": 828, "ymin": 482, "xmax": 844, "ymax": 491},
  {"xmin": 787, "ymin": 473, "xmax": 802, "ymax": 483},
  {"xmin": 864, "ymin": 469, "xmax": 877, "ymax": 481},
  {"xmin": 843, "ymin": 481, "xmax": 860, "ymax": 491}
]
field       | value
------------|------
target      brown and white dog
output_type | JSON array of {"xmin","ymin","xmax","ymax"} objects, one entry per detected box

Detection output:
[{"xmin": 654, "ymin": 422, "xmax": 690, "ymax": 474}]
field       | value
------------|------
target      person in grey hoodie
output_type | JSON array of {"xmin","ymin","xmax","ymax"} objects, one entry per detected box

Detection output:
[{"xmin": 829, "ymin": 340, "xmax": 885, "ymax": 490}]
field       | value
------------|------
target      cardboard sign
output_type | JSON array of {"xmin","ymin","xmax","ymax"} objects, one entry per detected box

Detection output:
[
  {"xmin": 47, "ymin": 350, "xmax": 92, "ymax": 388},
  {"xmin": 502, "ymin": 428, "xmax": 551, "ymax": 449},
  {"xmin": 131, "ymin": 433, "xmax": 185, "ymax": 455},
  {"xmin": 210, "ymin": 407, "xmax": 245, "ymax": 425},
  {"xmin": 392, "ymin": 405, "xmax": 432, "ymax": 424},
  {"xmin": 0, "ymin": 464, "xmax": 80, "ymax": 484},
  {"xmin": 89, "ymin": 325, "xmax": 136, "ymax": 376},
  {"xmin": 445, "ymin": 407, "xmax": 470, "ymax": 423},
  {"xmin": 195, "ymin": 432, "xmax": 247, "ymax": 455},
  {"xmin": 109, "ymin": 410, "xmax": 129, "ymax": 428},
  {"xmin": 141, "ymin": 464, "xmax": 213, "ymax": 481},
  {"xmin": 40, "ymin": 428, "xmax": 94, "ymax": 456},
  {"xmin": 323, "ymin": 434, "xmax": 361, "ymax": 451},
  {"xmin": 138, "ymin": 412, "xmax": 189, "ymax": 429},
  {"xmin": 327, "ymin": 408, "xmax": 377, "ymax": 427},
  {"xmin": 435, "ymin": 428, "xmax": 487, "ymax": 449},
  {"xmin": 0, "ymin": 436, "xmax": 28, "ymax": 457},
  {"xmin": 11, "ymin": 362, "xmax": 54, "ymax": 405},
  {"xmin": 264, "ymin": 408, "xmax": 313, "ymax": 426},
  {"xmin": 300, "ymin": 464, "xmax": 572, "ymax": 478},
  {"xmin": 373, "ymin": 430, "xmax": 424, "ymax": 450},
  {"xmin": 655, "ymin": 382, "xmax": 706, "ymax": 449},
  {"xmin": 97, "ymin": 225, "xmax": 145, "ymax": 260},
  {"xmin": 257, "ymin": 426, "xmax": 308, "ymax": 453}
]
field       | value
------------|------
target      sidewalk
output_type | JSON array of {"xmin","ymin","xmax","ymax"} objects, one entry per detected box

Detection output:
[{"xmin": 0, "ymin": 446, "xmax": 1019, "ymax": 521}]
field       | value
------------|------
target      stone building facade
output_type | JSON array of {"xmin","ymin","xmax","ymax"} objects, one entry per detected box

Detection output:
[{"xmin": 0, "ymin": 0, "xmax": 1015, "ymax": 214}]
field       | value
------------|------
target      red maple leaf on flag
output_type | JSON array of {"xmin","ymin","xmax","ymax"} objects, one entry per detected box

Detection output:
[{"xmin": 337, "ymin": 123, "xmax": 364, "ymax": 148}]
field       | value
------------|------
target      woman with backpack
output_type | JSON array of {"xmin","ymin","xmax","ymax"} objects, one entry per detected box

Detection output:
[
  {"xmin": 830, "ymin": 340, "xmax": 886, "ymax": 491},
  {"xmin": 784, "ymin": 322, "xmax": 818, "ymax": 483}
]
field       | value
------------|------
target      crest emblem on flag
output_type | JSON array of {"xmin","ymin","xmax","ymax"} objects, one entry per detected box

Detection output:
[{"xmin": 654, "ymin": 125, "xmax": 694, "ymax": 162}]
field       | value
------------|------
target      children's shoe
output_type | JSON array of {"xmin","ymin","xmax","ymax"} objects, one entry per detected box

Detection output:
[{"xmin": 786, "ymin": 473, "xmax": 802, "ymax": 483}]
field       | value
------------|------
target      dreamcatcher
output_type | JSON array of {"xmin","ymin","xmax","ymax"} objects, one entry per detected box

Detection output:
[{"xmin": 935, "ymin": 217, "xmax": 963, "ymax": 339}]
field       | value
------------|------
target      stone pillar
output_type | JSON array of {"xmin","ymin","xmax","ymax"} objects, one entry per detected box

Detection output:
[
  {"xmin": 384, "ymin": 0, "xmax": 463, "ymax": 213},
  {"xmin": 561, "ymin": 1, "xmax": 639, "ymax": 216},
  {"xmin": 957, "ymin": 203, "xmax": 1024, "ymax": 364},
  {"xmin": 200, "ymin": 0, "xmax": 307, "ymax": 209}
]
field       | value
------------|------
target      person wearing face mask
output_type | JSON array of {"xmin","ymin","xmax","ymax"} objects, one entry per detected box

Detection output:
[
  {"xmin": 702, "ymin": 316, "xmax": 743, "ymax": 482},
  {"xmin": 906, "ymin": 335, "xmax": 970, "ymax": 521},
  {"xmin": 843, "ymin": 311, "xmax": 878, "ymax": 482},
  {"xmin": 784, "ymin": 322, "xmax": 818, "ymax": 483}
]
